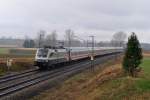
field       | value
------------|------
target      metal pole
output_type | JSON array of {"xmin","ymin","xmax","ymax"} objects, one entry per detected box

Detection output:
[
  {"xmin": 68, "ymin": 33, "xmax": 71, "ymax": 61},
  {"xmin": 39, "ymin": 34, "xmax": 41, "ymax": 48},
  {"xmin": 87, "ymin": 40, "xmax": 88, "ymax": 48},
  {"xmin": 90, "ymin": 36, "xmax": 94, "ymax": 71},
  {"xmin": 38, "ymin": 31, "xmax": 45, "ymax": 48},
  {"xmin": 39, "ymin": 34, "xmax": 44, "ymax": 48}
]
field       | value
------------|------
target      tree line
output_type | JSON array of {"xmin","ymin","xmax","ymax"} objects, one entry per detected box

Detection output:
[{"xmin": 23, "ymin": 30, "xmax": 127, "ymax": 48}]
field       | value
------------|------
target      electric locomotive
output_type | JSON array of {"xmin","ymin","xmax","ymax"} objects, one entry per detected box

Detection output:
[{"xmin": 34, "ymin": 46, "xmax": 122, "ymax": 69}]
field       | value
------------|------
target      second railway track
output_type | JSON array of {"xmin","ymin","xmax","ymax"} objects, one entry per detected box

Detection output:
[{"xmin": 0, "ymin": 69, "xmax": 38, "ymax": 83}]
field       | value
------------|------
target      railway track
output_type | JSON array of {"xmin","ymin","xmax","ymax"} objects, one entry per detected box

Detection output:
[
  {"xmin": 0, "ymin": 52, "xmax": 121, "ymax": 99},
  {"xmin": 0, "ymin": 69, "xmax": 38, "ymax": 84},
  {"xmin": 0, "ymin": 69, "xmax": 38, "ymax": 80},
  {"xmin": 0, "ymin": 59, "xmax": 91, "ymax": 97}
]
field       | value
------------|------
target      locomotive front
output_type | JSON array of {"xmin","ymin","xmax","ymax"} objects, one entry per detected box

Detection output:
[{"xmin": 34, "ymin": 48, "xmax": 50, "ymax": 69}]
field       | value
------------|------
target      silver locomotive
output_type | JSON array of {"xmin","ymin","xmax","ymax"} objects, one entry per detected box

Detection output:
[{"xmin": 34, "ymin": 46, "xmax": 122, "ymax": 69}]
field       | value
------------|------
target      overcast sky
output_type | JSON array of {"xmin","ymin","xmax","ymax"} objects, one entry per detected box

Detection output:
[{"xmin": 0, "ymin": 0, "xmax": 150, "ymax": 42}]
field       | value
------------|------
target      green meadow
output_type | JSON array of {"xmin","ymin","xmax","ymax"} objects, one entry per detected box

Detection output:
[
  {"xmin": 0, "ymin": 48, "xmax": 9, "ymax": 54},
  {"xmin": 106, "ymin": 57, "xmax": 150, "ymax": 99}
]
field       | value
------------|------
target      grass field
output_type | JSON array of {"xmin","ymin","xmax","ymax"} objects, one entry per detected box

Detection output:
[
  {"xmin": 141, "ymin": 57, "xmax": 150, "ymax": 77},
  {"xmin": 0, "ymin": 48, "xmax": 9, "ymax": 54},
  {"xmin": 31, "ymin": 56, "xmax": 150, "ymax": 100},
  {"xmin": 0, "ymin": 48, "xmax": 36, "ymax": 58},
  {"xmin": 0, "ymin": 48, "xmax": 36, "ymax": 75}
]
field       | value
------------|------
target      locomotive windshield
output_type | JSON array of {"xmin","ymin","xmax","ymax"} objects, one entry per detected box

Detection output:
[{"xmin": 37, "ymin": 48, "xmax": 49, "ymax": 58}]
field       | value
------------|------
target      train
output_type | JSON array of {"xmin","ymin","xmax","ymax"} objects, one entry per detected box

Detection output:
[{"xmin": 34, "ymin": 46, "xmax": 122, "ymax": 69}]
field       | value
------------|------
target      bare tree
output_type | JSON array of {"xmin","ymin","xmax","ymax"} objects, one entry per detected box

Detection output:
[
  {"xmin": 64, "ymin": 29, "xmax": 76, "ymax": 61},
  {"xmin": 111, "ymin": 31, "xmax": 127, "ymax": 47},
  {"xmin": 36, "ymin": 30, "xmax": 46, "ymax": 48},
  {"xmin": 46, "ymin": 30, "xmax": 58, "ymax": 47},
  {"xmin": 64, "ymin": 29, "xmax": 75, "ymax": 47}
]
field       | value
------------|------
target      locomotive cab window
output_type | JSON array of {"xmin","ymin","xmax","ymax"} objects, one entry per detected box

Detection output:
[{"xmin": 37, "ymin": 48, "xmax": 49, "ymax": 58}]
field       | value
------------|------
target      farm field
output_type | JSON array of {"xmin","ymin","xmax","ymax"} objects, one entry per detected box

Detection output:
[
  {"xmin": 0, "ymin": 48, "xmax": 9, "ymax": 54},
  {"xmin": 0, "ymin": 47, "xmax": 36, "ymax": 57},
  {"xmin": 0, "ymin": 48, "xmax": 36, "ymax": 75},
  {"xmin": 31, "ymin": 55, "xmax": 150, "ymax": 100}
]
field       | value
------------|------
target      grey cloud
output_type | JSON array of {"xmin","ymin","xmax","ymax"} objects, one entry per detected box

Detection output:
[{"xmin": 0, "ymin": 0, "xmax": 150, "ymax": 42}]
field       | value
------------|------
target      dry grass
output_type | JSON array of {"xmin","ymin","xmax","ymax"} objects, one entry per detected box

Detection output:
[
  {"xmin": 122, "ymin": 92, "xmax": 150, "ymax": 100},
  {"xmin": 0, "ymin": 57, "xmax": 35, "ymax": 75},
  {"xmin": 31, "ymin": 57, "xmax": 124, "ymax": 100},
  {"xmin": 31, "ymin": 53, "xmax": 150, "ymax": 100},
  {"xmin": 143, "ymin": 51, "xmax": 150, "ymax": 57},
  {"xmin": 0, "ymin": 47, "xmax": 36, "ymax": 75}
]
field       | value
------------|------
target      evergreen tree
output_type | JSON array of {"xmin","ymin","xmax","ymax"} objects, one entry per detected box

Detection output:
[{"xmin": 123, "ymin": 32, "xmax": 143, "ymax": 77}]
